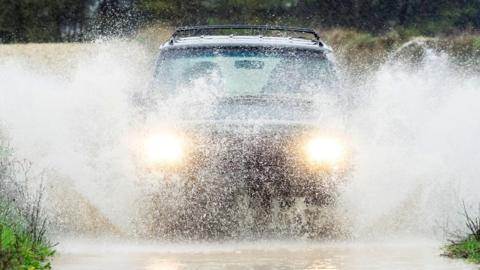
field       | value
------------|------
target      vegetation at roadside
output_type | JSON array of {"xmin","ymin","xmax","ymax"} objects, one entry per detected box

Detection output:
[
  {"xmin": 0, "ymin": 141, "xmax": 55, "ymax": 270},
  {"xmin": 445, "ymin": 204, "xmax": 480, "ymax": 264},
  {"xmin": 446, "ymin": 237, "xmax": 480, "ymax": 264},
  {"xmin": 2, "ymin": 0, "xmax": 480, "ymax": 75},
  {"xmin": 0, "ymin": 223, "xmax": 55, "ymax": 270},
  {"xmin": 1, "ymin": 0, "xmax": 480, "ymax": 43}
]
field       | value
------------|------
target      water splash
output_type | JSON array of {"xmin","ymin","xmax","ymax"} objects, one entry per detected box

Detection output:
[
  {"xmin": 0, "ymin": 41, "xmax": 150, "ymax": 235},
  {"xmin": 0, "ymin": 40, "xmax": 479, "ymax": 240},
  {"xmin": 340, "ymin": 46, "xmax": 480, "ymax": 238}
]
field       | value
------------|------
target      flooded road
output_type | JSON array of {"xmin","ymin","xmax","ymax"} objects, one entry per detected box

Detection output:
[
  {"xmin": 2, "ymin": 42, "xmax": 480, "ymax": 270},
  {"xmin": 53, "ymin": 240, "xmax": 475, "ymax": 270}
]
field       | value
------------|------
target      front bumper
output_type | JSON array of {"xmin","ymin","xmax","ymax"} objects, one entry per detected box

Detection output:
[{"xmin": 141, "ymin": 125, "xmax": 351, "ymax": 184}]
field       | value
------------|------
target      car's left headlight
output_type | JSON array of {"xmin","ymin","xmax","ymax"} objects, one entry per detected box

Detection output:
[
  {"xmin": 305, "ymin": 136, "xmax": 345, "ymax": 165},
  {"xmin": 144, "ymin": 132, "xmax": 184, "ymax": 165}
]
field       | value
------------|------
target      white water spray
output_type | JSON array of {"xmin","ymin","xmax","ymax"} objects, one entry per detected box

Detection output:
[
  {"xmin": 0, "ymin": 41, "xmax": 151, "ymax": 234},
  {"xmin": 0, "ymin": 40, "xmax": 479, "ymax": 239},
  {"xmin": 340, "ymin": 48, "xmax": 480, "ymax": 238}
]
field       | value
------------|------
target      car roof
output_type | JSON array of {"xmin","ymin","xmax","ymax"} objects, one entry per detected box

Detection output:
[
  {"xmin": 160, "ymin": 25, "xmax": 333, "ymax": 53},
  {"xmin": 161, "ymin": 35, "xmax": 332, "ymax": 53}
]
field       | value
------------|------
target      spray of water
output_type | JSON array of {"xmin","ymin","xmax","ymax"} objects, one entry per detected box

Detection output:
[
  {"xmin": 0, "ymin": 41, "xmax": 151, "ymax": 235},
  {"xmin": 0, "ymin": 40, "xmax": 479, "ymax": 240},
  {"xmin": 340, "ymin": 46, "xmax": 480, "ymax": 238}
]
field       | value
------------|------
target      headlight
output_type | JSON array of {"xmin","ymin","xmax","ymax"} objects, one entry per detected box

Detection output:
[
  {"xmin": 144, "ymin": 133, "xmax": 184, "ymax": 165},
  {"xmin": 305, "ymin": 136, "xmax": 345, "ymax": 165}
]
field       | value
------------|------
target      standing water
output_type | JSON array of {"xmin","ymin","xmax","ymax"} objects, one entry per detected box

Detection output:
[{"xmin": 0, "ymin": 40, "xmax": 479, "ymax": 268}]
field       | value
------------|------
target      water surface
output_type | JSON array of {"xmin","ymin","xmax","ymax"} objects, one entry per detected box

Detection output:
[{"xmin": 53, "ymin": 240, "xmax": 475, "ymax": 270}]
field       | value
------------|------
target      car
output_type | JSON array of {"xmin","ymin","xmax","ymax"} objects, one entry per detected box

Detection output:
[{"xmin": 139, "ymin": 25, "xmax": 350, "ymax": 238}]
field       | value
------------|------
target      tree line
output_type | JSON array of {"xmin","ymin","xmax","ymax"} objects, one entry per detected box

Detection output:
[{"xmin": 1, "ymin": 0, "xmax": 479, "ymax": 43}]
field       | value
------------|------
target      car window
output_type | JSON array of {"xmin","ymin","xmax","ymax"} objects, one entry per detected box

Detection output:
[{"xmin": 155, "ymin": 48, "xmax": 334, "ymax": 97}]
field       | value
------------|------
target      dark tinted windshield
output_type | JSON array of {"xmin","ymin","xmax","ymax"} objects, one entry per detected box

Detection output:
[{"xmin": 154, "ymin": 47, "xmax": 335, "ymax": 97}]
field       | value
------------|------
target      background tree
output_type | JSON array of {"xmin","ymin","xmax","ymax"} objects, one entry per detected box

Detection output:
[
  {"xmin": 92, "ymin": 0, "xmax": 140, "ymax": 37},
  {"xmin": 1, "ymin": 0, "xmax": 480, "ymax": 43}
]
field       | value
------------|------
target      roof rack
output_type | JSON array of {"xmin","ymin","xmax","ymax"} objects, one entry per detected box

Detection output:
[{"xmin": 171, "ymin": 25, "xmax": 321, "ymax": 42}]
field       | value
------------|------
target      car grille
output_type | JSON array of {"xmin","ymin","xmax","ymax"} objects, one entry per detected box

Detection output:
[{"xmin": 187, "ymin": 127, "xmax": 304, "ymax": 172}]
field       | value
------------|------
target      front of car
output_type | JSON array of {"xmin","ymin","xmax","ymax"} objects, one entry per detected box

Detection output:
[{"xmin": 139, "ymin": 27, "xmax": 350, "ymax": 233}]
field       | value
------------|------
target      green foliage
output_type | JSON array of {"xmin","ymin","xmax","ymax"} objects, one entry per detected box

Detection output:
[
  {"xmin": 445, "ymin": 203, "xmax": 480, "ymax": 264},
  {"xmin": 136, "ymin": 0, "xmax": 480, "ymax": 35},
  {"xmin": 446, "ymin": 237, "xmax": 480, "ymax": 264},
  {"xmin": 0, "ymin": 143, "xmax": 55, "ymax": 270},
  {"xmin": 2, "ymin": 0, "xmax": 480, "ymax": 42},
  {"xmin": 0, "ymin": 196, "xmax": 56, "ymax": 270},
  {"xmin": 0, "ymin": 223, "xmax": 55, "ymax": 270},
  {"xmin": 0, "ymin": 0, "xmax": 90, "ymax": 42}
]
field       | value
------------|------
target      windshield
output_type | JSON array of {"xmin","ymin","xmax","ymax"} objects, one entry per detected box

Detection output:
[{"xmin": 154, "ymin": 47, "xmax": 335, "ymax": 97}]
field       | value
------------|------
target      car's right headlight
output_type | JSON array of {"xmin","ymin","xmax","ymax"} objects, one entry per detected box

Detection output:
[
  {"xmin": 144, "ymin": 132, "xmax": 184, "ymax": 165},
  {"xmin": 304, "ymin": 136, "xmax": 345, "ymax": 166}
]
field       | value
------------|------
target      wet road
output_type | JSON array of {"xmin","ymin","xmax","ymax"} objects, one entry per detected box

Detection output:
[{"xmin": 53, "ymin": 239, "xmax": 475, "ymax": 270}]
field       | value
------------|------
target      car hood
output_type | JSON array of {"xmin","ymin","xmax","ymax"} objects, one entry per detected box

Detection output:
[{"xmin": 171, "ymin": 95, "xmax": 317, "ymax": 124}]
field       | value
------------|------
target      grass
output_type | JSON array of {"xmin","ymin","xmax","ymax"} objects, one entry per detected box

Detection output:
[
  {"xmin": 0, "ymin": 142, "xmax": 55, "ymax": 270},
  {"xmin": 444, "ymin": 203, "xmax": 480, "ymax": 264},
  {"xmin": 0, "ymin": 222, "xmax": 55, "ymax": 270},
  {"xmin": 446, "ymin": 237, "xmax": 480, "ymax": 264},
  {"xmin": 2, "ymin": 25, "xmax": 480, "ymax": 76}
]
